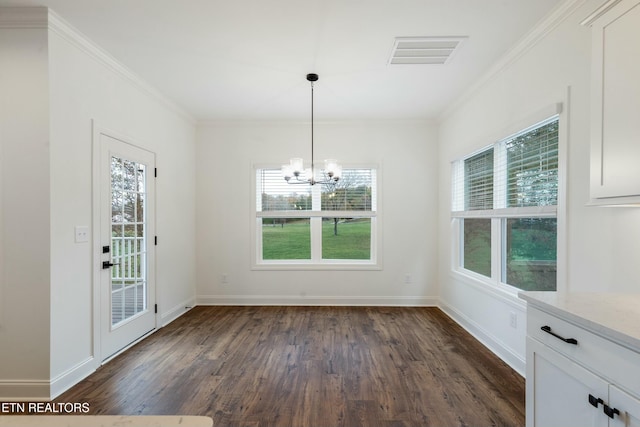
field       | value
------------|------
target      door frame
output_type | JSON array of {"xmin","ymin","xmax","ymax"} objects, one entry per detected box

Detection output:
[{"xmin": 92, "ymin": 120, "xmax": 158, "ymax": 365}]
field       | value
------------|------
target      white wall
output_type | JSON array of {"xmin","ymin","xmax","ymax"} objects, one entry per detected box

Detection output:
[
  {"xmin": 47, "ymin": 13, "xmax": 197, "ymax": 396},
  {"xmin": 0, "ymin": 18, "xmax": 52, "ymax": 398},
  {"xmin": 196, "ymin": 121, "xmax": 439, "ymax": 305},
  {"xmin": 0, "ymin": 8, "xmax": 197, "ymax": 399},
  {"xmin": 437, "ymin": 0, "xmax": 640, "ymax": 375}
]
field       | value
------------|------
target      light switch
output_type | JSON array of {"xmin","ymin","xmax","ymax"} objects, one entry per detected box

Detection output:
[{"xmin": 75, "ymin": 226, "xmax": 89, "ymax": 243}]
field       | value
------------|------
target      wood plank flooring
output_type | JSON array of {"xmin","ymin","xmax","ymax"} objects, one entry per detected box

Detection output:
[{"xmin": 56, "ymin": 306, "xmax": 525, "ymax": 426}]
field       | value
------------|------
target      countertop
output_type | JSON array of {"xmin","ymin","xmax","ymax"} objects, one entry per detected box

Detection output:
[{"xmin": 519, "ymin": 291, "xmax": 640, "ymax": 353}]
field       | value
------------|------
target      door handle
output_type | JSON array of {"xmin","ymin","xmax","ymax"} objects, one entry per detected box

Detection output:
[{"xmin": 102, "ymin": 261, "xmax": 120, "ymax": 269}]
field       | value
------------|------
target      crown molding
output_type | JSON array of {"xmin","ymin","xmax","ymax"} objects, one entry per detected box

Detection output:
[
  {"xmin": 197, "ymin": 117, "xmax": 436, "ymax": 128},
  {"xmin": 438, "ymin": 0, "xmax": 587, "ymax": 122},
  {"xmin": 580, "ymin": 0, "xmax": 623, "ymax": 25},
  {"xmin": 46, "ymin": 9, "xmax": 195, "ymax": 125},
  {"xmin": 0, "ymin": 6, "xmax": 48, "ymax": 29},
  {"xmin": 0, "ymin": 7, "xmax": 195, "ymax": 125}
]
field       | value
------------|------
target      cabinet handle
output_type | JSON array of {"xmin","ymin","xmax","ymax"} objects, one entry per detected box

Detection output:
[
  {"xmin": 588, "ymin": 394, "xmax": 603, "ymax": 408},
  {"xmin": 604, "ymin": 404, "xmax": 620, "ymax": 419},
  {"xmin": 540, "ymin": 325, "xmax": 578, "ymax": 345}
]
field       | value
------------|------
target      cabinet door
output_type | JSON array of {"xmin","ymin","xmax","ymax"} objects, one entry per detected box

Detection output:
[
  {"xmin": 610, "ymin": 385, "xmax": 640, "ymax": 427},
  {"xmin": 589, "ymin": 0, "xmax": 640, "ymax": 200},
  {"xmin": 527, "ymin": 337, "xmax": 609, "ymax": 427}
]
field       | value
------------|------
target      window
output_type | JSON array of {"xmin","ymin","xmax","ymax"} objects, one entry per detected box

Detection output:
[
  {"xmin": 452, "ymin": 115, "xmax": 559, "ymax": 291},
  {"xmin": 255, "ymin": 167, "xmax": 378, "ymax": 268}
]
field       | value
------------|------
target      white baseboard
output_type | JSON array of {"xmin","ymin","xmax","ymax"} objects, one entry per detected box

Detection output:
[
  {"xmin": 438, "ymin": 299, "xmax": 525, "ymax": 377},
  {"xmin": 160, "ymin": 297, "xmax": 197, "ymax": 327},
  {"xmin": 197, "ymin": 294, "xmax": 438, "ymax": 307},
  {"xmin": 50, "ymin": 357, "xmax": 96, "ymax": 400}
]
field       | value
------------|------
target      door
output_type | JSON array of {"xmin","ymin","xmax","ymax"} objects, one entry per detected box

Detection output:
[
  {"xmin": 99, "ymin": 132, "xmax": 156, "ymax": 361},
  {"xmin": 610, "ymin": 385, "xmax": 640, "ymax": 427},
  {"xmin": 526, "ymin": 337, "xmax": 608, "ymax": 427}
]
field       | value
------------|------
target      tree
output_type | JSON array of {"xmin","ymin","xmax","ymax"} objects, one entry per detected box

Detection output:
[
  {"xmin": 321, "ymin": 170, "xmax": 372, "ymax": 235},
  {"xmin": 111, "ymin": 157, "xmax": 145, "ymax": 238}
]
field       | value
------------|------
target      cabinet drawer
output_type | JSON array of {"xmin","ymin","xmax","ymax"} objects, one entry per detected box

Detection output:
[{"xmin": 527, "ymin": 307, "xmax": 640, "ymax": 396}]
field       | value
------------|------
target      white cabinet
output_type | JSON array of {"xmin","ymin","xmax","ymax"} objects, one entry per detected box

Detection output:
[
  {"xmin": 610, "ymin": 386, "xmax": 640, "ymax": 427},
  {"xmin": 584, "ymin": 0, "xmax": 640, "ymax": 204},
  {"xmin": 525, "ymin": 306, "xmax": 640, "ymax": 427},
  {"xmin": 527, "ymin": 337, "xmax": 608, "ymax": 427}
]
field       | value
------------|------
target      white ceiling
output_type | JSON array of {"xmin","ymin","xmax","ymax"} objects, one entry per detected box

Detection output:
[{"xmin": 1, "ymin": 0, "xmax": 564, "ymax": 121}]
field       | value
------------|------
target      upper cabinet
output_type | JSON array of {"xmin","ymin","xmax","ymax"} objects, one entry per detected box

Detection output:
[{"xmin": 583, "ymin": 0, "xmax": 640, "ymax": 205}]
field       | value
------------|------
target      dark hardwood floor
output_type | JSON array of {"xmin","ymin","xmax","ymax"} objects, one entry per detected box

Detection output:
[{"xmin": 56, "ymin": 306, "xmax": 525, "ymax": 426}]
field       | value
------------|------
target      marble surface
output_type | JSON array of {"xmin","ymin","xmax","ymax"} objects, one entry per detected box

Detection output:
[
  {"xmin": 519, "ymin": 291, "xmax": 640, "ymax": 352},
  {"xmin": 0, "ymin": 415, "xmax": 213, "ymax": 427}
]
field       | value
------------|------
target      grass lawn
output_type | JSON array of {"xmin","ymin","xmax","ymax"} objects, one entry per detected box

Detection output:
[
  {"xmin": 322, "ymin": 219, "xmax": 370, "ymax": 259},
  {"xmin": 262, "ymin": 219, "xmax": 371, "ymax": 260},
  {"xmin": 262, "ymin": 220, "xmax": 311, "ymax": 259}
]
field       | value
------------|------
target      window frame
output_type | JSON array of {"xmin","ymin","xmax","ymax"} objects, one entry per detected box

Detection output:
[
  {"xmin": 450, "ymin": 105, "xmax": 565, "ymax": 295},
  {"xmin": 252, "ymin": 164, "xmax": 382, "ymax": 270}
]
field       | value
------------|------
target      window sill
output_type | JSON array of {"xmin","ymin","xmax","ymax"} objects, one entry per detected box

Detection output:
[
  {"xmin": 252, "ymin": 261, "xmax": 382, "ymax": 271},
  {"xmin": 449, "ymin": 269, "xmax": 527, "ymax": 310}
]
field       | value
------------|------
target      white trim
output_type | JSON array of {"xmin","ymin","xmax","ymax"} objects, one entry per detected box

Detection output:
[
  {"xmin": 251, "ymin": 262, "xmax": 382, "ymax": 271},
  {"xmin": 198, "ymin": 118, "xmax": 435, "ymax": 128},
  {"xmin": 258, "ymin": 210, "xmax": 377, "ymax": 218},
  {"xmin": 450, "ymin": 108, "xmax": 563, "ymax": 292},
  {"xmin": 92, "ymin": 121, "xmax": 159, "ymax": 364},
  {"xmin": 439, "ymin": 0, "xmax": 584, "ymax": 121},
  {"xmin": 253, "ymin": 164, "xmax": 381, "ymax": 269},
  {"xmin": 450, "ymin": 270, "xmax": 528, "ymax": 310},
  {"xmin": 452, "ymin": 206, "xmax": 557, "ymax": 218},
  {"xmin": 581, "ymin": 0, "xmax": 625, "ymax": 25},
  {"xmin": 0, "ymin": 7, "xmax": 194, "ymax": 123},
  {"xmin": 160, "ymin": 297, "xmax": 196, "ymax": 327},
  {"xmin": 101, "ymin": 329, "xmax": 157, "ymax": 365},
  {"xmin": 438, "ymin": 299, "xmax": 526, "ymax": 376},
  {"xmin": 586, "ymin": 196, "xmax": 640, "ymax": 206},
  {"xmin": 449, "ymin": 104, "xmax": 563, "ymax": 161},
  {"xmin": 197, "ymin": 295, "xmax": 438, "ymax": 307},
  {"xmin": 556, "ymin": 88, "xmax": 571, "ymax": 293},
  {"xmin": 50, "ymin": 357, "xmax": 95, "ymax": 399},
  {"xmin": 91, "ymin": 121, "xmax": 102, "ymax": 372},
  {"xmin": 46, "ymin": 9, "xmax": 195, "ymax": 125}
]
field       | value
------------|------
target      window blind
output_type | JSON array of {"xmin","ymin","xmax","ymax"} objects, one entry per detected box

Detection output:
[
  {"xmin": 257, "ymin": 169, "xmax": 312, "ymax": 211},
  {"xmin": 464, "ymin": 149, "xmax": 494, "ymax": 210},
  {"xmin": 321, "ymin": 169, "xmax": 374, "ymax": 211},
  {"xmin": 504, "ymin": 118, "xmax": 558, "ymax": 207},
  {"xmin": 257, "ymin": 167, "xmax": 377, "ymax": 214},
  {"xmin": 452, "ymin": 115, "xmax": 559, "ymax": 216}
]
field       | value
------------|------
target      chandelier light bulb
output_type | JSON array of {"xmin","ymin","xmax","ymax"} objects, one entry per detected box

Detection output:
[
  {"xmin": 281, "ymin": 164, "xmax": 294, "ymax": 181},
  {"xmin": 290, "ymin": 158, "xmax": 304, "ymax": 175},
  {"xmin": 332, "ymin": 164, "xmax": 342, "ymax": 181}
]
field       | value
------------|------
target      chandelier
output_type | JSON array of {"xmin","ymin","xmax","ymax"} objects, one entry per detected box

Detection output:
[{"xmin": 282, "ymin": 73, "xmax": 341, "ymax": 185}]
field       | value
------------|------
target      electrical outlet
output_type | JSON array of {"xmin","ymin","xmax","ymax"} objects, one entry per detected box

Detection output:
[
  {"xmin": 509, "ymin": 312, "xmax": 517, "ymax": 329},
  {"xmin": 221, "ymin": 274, "xmax": 228, "ymax": 284},
  {"xmin": 75, "ymin": 226, "xmax": 89, "ymax": 243},
  {"xmin": 404, "ymin": 274, "xmax": 411, "ymax": 284}
]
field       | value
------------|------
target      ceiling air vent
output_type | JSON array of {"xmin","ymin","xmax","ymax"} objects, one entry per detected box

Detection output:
[{"xmin": 389, "ymin": 36, "xmax": 467, "ymax": 65}]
